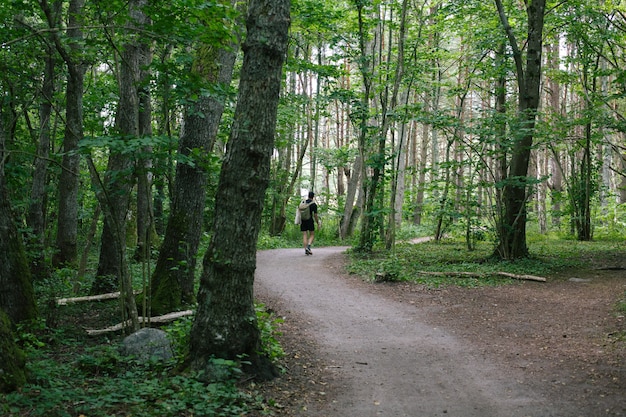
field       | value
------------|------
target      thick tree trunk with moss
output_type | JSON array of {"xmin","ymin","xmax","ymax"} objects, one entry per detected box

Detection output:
[
  {"xmin": 0, "ymin": 309, "xmax": 26, "ymax": 393},
  {"xmin": 0, "ymin": 112, "xmax": 38, "ymax": 325},
  {"xmin": 189, "ymin": 0, "xmax": 290, "ymax": 379},
  {"xmin": 0, "ymin": 187, "xmax": 38, "ymax": 324},
  {"xmin": 149, "ymin": 1, "xmax": 241, "ymax": 315}
]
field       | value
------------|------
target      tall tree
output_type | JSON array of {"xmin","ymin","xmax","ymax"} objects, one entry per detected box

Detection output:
[
  {"xmin": 494, "ymin": 0, "xmax": 547, "ymax": 259},
  {"xmin": 134, "ymin": 24, "xmax": 155, "ymax": 262},
  {"xmin": 27, "ymin": 1, "xmax": 60, "ymax": 278},
  {"xmin": 149, "ymin": 0, "xmax": 242, "ymax": 315},
  {"xmin": 353, "ymin": 0, "xmax": 377, "ymax": 252},
  {"xmin": 0, "ymin": 98, "xmax": 37, "ymax": 325},
  {"xmin": 189, "ymin": 0, "xmax": 290, "ymax": 378},
  {"xmin": 91, "ymin": 0, "xmax": 150, "ymax": 295},
  {"xmin": 50, "ymin": 0, "xmax": 86, "ymax": 268}
]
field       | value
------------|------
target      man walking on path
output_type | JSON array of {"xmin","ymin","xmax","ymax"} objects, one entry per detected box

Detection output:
[{"xmin": 299, "ymin": 191, "xmax": 321, "ymax": 255}]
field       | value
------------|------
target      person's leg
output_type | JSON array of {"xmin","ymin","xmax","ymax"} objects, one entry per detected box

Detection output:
[
  {"xmin": 307, "ymin": 230, "xmax": 315, "ymax": 248},
  {"xmin": 302, "ymin": 231, "xmax": 308, "ymax": 252}
]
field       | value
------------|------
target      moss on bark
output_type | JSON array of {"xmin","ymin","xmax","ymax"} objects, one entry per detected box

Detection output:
[{"xmin": 0, "ymin": 310, "xmax": 26, "ymax": 393}]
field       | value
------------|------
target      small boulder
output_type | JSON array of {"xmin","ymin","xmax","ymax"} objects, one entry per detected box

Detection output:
[{"xmin": 120, "ymin": 328, "xmax": 173, "ymax": 361}]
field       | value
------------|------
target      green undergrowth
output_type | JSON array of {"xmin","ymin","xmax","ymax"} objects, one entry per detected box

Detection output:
[
  {"xmin": 346, "ymin": 234, "xmax": 624, "ymax": 288},
  {"xmin": 1, "ymin": 302, "xmax": 285, "ymax": 417}
]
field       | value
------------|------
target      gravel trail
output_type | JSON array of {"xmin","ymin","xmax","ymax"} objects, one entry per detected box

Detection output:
[{"xmin": 254, "ymin": 246, "xmax": 573, "ymax": 417}]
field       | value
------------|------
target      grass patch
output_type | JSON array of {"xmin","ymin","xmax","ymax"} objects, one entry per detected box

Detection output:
[{"xmin": 346, "ymin": 234, "xmax": 623, "ymax": 288}]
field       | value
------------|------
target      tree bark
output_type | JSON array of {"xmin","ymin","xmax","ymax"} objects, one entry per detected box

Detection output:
[
  {"xmin": 355, "ymin": 2, "xmax": 376, "ymax": 252},
  {"xmin": 150, "ymin": 0, "xmax": 241, "ymax": 315},
  {"xmin": 189, "ymin": 0, "xmax": 290, "ymax": 379},
  {"xmin": 28, "ymin": 19, "xmax": 58, "ymax": 278},
  {"xmin": 0, "ymin": 103, "xmax": 37, "ymax": 325},
  {"xmin": 0, "ymin": 308, "xmax": 27, "ymax": 393},
  {"xmin": 494, "ymin": 0, "xmax": 546, "ymax": 259},
  {"xmin": 92, "ymin": 0, "xmax": 148, "ymax": 294},
  {"xmin": 52, "ymin": 0, "xmax": 85, "ymax": 268},
  {"xmin": 134, "ymin": 36, "xmax": 155, "ymax": 262}
]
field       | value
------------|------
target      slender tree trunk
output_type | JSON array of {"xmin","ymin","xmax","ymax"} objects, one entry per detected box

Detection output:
[
  {"xmin": 385, "ymin": 0, "xmax": 409, "ymax": 250},
  {"xmin": 87, "ymin": 159, "xmax": 139, "ymax": 333},
  {"xmin": 153, "ymin": 45, "xmax": 174, "ymax": 235},
  {"xmin": 150, "ymin": 1, "xmax": 241, "ymax": 315},
  {"xmin": 92, "ymin": 0, "xmax": 146, "ymax": 294},
  {"xmin": 546, "ymin": 40, "xmax": 563, "ymax": 228},
  {"xmin": 619, "ymin": 147, "xmax": 626, "ymax": 204},
  {"xmin": 340, "ymin": 154, "xmax": 362, "ymax": 239},
  {"xmin": 52, "ymin": 0, "xmax": 85, "ymax": 268},
  {"xmin": 189, "ymin": 0, "xmax": 289, "ymax": 379},
  {"xmin": 355, "ymin": 2, "xmax": 376, "ymax": 252},
  {"xmin": 135, "ymin": 37, "xmax": 155, "ymax": 261},
  {"xmin": 28, "ymin": 22, "xmax": 58, "ymax": 278},
  {"xmin": 537, "ymin": 150, "xmax": 548, "ymax": 233},
  {"xmin": 413, "ymin": 119, "xmax": 429, "ymax": 225}
]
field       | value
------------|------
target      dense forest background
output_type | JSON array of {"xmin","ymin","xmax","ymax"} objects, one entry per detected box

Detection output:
[
  {"xmin": 1, "ymin": 0, "xmax": 626, "ymax": 411},
  {"xmin": 1, "ymin": 0, "xmax": 626, "ymax": 350}
]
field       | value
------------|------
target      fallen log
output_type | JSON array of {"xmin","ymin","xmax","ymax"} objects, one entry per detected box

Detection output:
[
  {"xmin": 56, "ymin": 291, "xmax": 141, "ymax": 306},
  {"xmin": 416, "ymin": 270, "xmax": 546, "ymax": 282},
  {"xmin": 495, "ymin": 272, "xmax": 546, "ymax": 282},
  {"xmin": 86, "ymin": 310, "xmax": 194, "ymax": 335}
]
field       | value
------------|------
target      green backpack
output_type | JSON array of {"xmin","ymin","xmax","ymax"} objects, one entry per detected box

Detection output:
[{"xmin": 298, "ymin": 201, "xmax": 313, "ymax": 221}]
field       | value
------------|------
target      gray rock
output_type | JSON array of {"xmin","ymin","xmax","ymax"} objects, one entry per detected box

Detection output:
[
  {"xmin": 120, "ymin": 328, "xmax": 173, "ymax": 361},
  {"xmin": 568, "ymin": 277, "xmax": 592, "ymax": 283}
]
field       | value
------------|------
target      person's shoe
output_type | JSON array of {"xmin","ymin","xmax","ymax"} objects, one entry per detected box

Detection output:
[{"xmin": 305, "ymin": 247, "xmax": 312, "ymax": 255}]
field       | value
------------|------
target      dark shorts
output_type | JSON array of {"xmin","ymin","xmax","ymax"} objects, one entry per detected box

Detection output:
[{"xmin": 300, "ymin": 218, "xmax": 315, "ymax": 232}]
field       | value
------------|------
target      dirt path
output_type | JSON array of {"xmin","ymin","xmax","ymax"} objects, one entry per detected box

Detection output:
[{"xmin": 254, "ymin": 246, "xmax": 612, "ymax": 417}]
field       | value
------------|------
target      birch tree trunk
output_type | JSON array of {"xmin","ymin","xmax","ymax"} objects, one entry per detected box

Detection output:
[{"xmin": 189, "ymin": 0, "xmax": 289, "ymax": 379}]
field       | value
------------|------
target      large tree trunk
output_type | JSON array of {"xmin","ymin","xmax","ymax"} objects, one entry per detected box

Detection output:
[
  {"xmin": 52, "ymin": 0, "xmax": 85, "ymax": 268},
  {"xmin": 494, "ymin": 0, "xmax": 546, "ymax": 259},
  {"xmin": 0, "ymin": 103, "xmax": 37, "ymax": 325},
  {"xmin": 149, "ymin": 1, "xmax": 241, "ymax": 315},
  {"xmin": 189, "ymin": 0, "xmax": 289, "ymax": 379}
]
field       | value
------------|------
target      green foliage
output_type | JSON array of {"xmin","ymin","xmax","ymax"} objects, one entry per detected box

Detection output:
[
  {"xmin": 1, "ymin": 337, "xmax": 264, "ymax": 417},
  {"xmin": 0, "ymin": 311, "xmax": 27, "ymax": 393},
  {"xmin": 255, "ymin": 304, "xmax": 285, "ymax": 363},
  {"xmin": 8, "ymin": 361, "xmax": 254, "ymax": 417}
]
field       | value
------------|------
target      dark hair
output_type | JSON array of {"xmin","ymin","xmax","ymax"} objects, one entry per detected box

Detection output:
[{"xmin": 308, "ymin": 191, "xmax": 315, "ymax": 198}]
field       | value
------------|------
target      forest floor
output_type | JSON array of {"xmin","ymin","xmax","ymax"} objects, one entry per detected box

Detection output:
[{"xmin": 253, "ymin": 245, "xmax": 625, "ymax": 417}]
